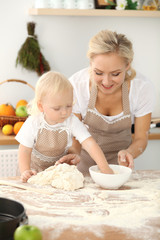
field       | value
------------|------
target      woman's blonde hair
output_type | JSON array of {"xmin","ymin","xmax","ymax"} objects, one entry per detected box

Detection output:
[
  {"xmin": 28, "ymin": 71, "xmax": 73, "ymax": 115},
  {"xmin": 87, "ymin": 29, "xmax": 136, "ymax": 81}
]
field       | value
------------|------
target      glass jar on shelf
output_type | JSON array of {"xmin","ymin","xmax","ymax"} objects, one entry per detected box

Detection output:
[
  {"xmin": 142, "ymin": 0, "xmax": 158, "ymax": 10},
  {"xmin": 156, "ymin": 0, "xmax": 160, "ymax": 9}
]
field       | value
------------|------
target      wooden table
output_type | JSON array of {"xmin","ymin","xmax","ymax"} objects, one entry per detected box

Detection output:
[{"xmin": 0, "ymin": 170, "xmax": 160, "ymax": 240}]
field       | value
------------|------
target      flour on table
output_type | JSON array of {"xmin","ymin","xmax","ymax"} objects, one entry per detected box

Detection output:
[
  {"xmin": 28, "ymin": 163, "xmax": 84, "ymax": 191},
  {"xmin": 1, "ymin": 171, "xmax": 160, "ymax": 240}
]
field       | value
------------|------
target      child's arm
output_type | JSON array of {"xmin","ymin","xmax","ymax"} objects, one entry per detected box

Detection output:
[
  {"xmin": 81, "ymin": 137, "xmax": 114, "ymax": 174},
  {"xmin": 18, "ymin": 144, "xmax": 37, "ymax": 182}
]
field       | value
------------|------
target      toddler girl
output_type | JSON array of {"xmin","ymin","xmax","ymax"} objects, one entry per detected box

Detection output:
[{"xmin": 16, "ymin": 71, "xmax": 113, "ymax": 182}]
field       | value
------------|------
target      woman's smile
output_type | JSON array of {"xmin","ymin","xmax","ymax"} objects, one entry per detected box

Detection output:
[{"xmin": 102, "ymin": 84, "xmax": 114, "ymax": 90}]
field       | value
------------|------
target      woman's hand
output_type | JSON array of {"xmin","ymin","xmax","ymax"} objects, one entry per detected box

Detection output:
[
  {"xmin": 56, "ymin": 154, "xmax": 81, "ymax": 166},
  {"xmin": 118, "ymin": 150, "xmax": 134, "ymax": 169},
  {"xmin": 21, "ymin": 170, "xmax": 37, "ymax": 183}
]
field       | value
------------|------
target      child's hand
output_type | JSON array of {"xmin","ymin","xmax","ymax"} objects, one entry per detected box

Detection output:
[
  {"xmin": 101, "ymin": 167, "xmax": 114, "ymax": 174},
  {"xmin": 118, "ymin": 150, "xmax": 134, "ymax": 169},
  {"xmin": 56, "ymin": 154, "xmax": 80, "ymax": 166},
  {"xmin": 21, "ymin": 170, "xmax": 37, "ymax": 183}
]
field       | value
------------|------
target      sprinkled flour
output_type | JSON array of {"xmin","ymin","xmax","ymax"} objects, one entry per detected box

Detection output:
[{"xmin": 0, "ymin": 170, "xmax": 160, "ymax": 240}]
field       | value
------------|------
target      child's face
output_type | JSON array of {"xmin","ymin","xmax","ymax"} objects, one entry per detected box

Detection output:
[{"xmin": 38, "ymin": 89, "xmax": 73, "ymax": 125}]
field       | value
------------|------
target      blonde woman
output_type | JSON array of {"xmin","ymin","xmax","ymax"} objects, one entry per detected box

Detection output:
[
  {"xmin": 63, "ymin": 29, "xmax": 155, "ymax": 174},
  {"xmin": 16, "ymin": 71, "xmax": 114, "ymax": 182}
]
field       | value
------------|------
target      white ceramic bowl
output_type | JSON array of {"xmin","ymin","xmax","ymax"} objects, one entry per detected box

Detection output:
[{"xmin": 89, "ymin": 164, "xmax": 132, "ymax": 189}]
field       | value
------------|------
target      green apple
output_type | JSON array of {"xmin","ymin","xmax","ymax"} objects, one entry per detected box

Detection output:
[
  {"xmin": 14, "ymin": 225, "xmax": 42, "ymax": 240},
  {"xmin": 16, "ymin": 106, "xmax": 28, "ymax": 117}
]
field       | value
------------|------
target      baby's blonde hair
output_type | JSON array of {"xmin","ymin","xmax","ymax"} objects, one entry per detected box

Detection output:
[
  {"xmin": 28, "ymin": 71, "xmax": 73, "ymax": 115},
  {"xmin": 87, "ymin": 29, "xmax": 136, "ymax": 81}
]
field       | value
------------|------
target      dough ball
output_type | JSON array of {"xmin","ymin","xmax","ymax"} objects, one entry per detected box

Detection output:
[
  {"xmin": 51, "ymin": 163, "xmax": 84, "ymax": 191},
  {"xmin": 28, "ymin": 163, "xmax": 84, "ymax": 191}
]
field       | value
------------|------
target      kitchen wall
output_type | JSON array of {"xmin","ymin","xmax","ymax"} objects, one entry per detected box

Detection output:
[{"xmin": 0, "ymin": 0, "xmax": 160, "ymax": 117}]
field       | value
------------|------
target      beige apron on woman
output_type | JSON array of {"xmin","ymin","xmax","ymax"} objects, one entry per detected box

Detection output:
[
  {"xmin": 78, "ymin": 81, "xmax": 132, "ymax": 174},
  {"xmin": 31, "ymin": 124, "xmax": 69, "ymax": 172}
]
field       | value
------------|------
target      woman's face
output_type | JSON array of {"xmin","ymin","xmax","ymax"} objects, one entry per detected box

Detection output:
[{"xmin": 90, "ymin": 53, "xmax": 130, "ymax": 95}]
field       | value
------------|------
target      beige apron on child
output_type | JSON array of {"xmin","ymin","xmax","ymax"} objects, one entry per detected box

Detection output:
[
  {"xmin": 78, "ymin": 81, "xmax": 132, "ymax": 174},
  {"xmin": 31, "ymin": 125, "xmax": 69, "ymax": 172}
]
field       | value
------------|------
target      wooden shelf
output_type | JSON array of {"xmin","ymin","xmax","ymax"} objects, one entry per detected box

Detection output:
[{"xmin": 28, "ymin": 8, "xmax": 160, "ymax": 17}]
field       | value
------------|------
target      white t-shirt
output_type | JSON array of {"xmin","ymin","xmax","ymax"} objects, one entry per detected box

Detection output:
[
  {"xmin": 15, "ymin": 113, "xmax": 91, "ymax": 149},
  {"xmin": 69, "ymin": 68, "xmax": 155, "ymax": 124}
]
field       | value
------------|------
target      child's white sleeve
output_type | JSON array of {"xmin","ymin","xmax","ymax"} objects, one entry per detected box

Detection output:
[
  {"xmin": 70, "ymin": 115, "xmax": 91, "ymax": 143},
  {"xmin": 15, "ymin": 116, "xmax": 37, "ymax": 148}
]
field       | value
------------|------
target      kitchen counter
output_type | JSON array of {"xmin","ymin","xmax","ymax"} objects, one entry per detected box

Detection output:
[
  {"xmin": 0, "ymin": 127, "xmax": 160, "ymax": 145},
  {"xmin": 148, "ymin": 127, "xmax": 160, "ymax": 139},
  {"xmin": 0, "ymin": 130, "xmax": 18, "ymax": 145},
  {"xmin": 0, "ymin": 170, "xmax": 160, "ymax": 240}
]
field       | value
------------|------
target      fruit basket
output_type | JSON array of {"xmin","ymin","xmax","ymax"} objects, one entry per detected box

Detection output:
[{"xmin": 0, "ymin": 79, "xmax": 34, "ymax": 127}]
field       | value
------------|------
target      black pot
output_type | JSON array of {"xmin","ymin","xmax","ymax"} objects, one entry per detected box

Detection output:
[{"xmin": 0, "ymin": 197, "xmax": 28, "ymax": 240}]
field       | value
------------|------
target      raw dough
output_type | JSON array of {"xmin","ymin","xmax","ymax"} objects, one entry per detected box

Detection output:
[{"xmin": 28, "ymin": 163, "xmax": 84, "ymax": 191}]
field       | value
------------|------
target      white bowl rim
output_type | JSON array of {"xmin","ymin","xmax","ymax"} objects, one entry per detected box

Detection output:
[{"xmin": 89, "ymin": 164, "xmax": 132, "ymax": 175}]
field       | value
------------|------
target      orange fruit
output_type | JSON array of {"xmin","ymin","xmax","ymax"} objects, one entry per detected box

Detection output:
[
  {"xmin": 16, "ymin": 99, "xmax": 28, "ymax": 109},
  {"xmin": 2, "ymin": 124, "xmax": 14, "ymax": 135},
  {"xmin": 13, "ymin": 121, "xmax": 24, "ymax": 135},
  {"xmin": 0, "ymin": 103, "xmax": 16, "ymax": 116}
]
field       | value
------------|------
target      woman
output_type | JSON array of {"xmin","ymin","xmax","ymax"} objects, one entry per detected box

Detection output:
[{"xmin": 59, "ymin": 29, "xmax": 155, "ymax": 174}]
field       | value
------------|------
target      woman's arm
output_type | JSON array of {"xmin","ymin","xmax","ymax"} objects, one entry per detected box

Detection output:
[
  {"xmin": 118, "ymin": 113, "xmax": 151, "ymax": 168},
  {"xmin": 18, "ymin": 144, "xmax": 36, "ymax": 182},
  {"xmin": 82, "ymin": 137, "xmax": 114, "ymax": 174},
  {"xmin": 128, "ymin": 113, "xmax": 151, "ymax": 157}
]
